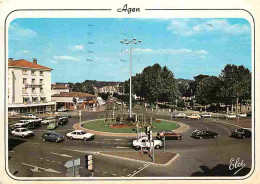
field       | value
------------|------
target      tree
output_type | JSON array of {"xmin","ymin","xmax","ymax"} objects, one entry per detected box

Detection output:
[
  {"xmin": 195, "ymin": 76, "xmax": 222, "ymax": 106},
  {"xmin": 219, "ymin": 64, "xmax": 251, "ymax": 112}
]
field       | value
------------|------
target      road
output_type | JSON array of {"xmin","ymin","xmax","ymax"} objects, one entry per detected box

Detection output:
[{"xmin": 8, "ymin": 111, "xmax": 252, "ymax": 178}]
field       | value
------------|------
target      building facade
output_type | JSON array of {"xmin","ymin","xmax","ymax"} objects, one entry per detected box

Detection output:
[
  {"xmin": 51, "ymin": 84, "xmax": 70, "ymax": 96},
  {"xmin": 8, "ymin": 58, "xmax": 55, "ymax": 114}
]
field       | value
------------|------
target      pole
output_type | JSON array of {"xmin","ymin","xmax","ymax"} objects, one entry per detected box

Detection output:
[
  {"xmin": 164, "ymin": 135, "xmax": 165, "ymax": 153},
  {"xmin": 153, "ymin": 140, "xmax": 155, "ymax": 162},
  {"xmin": 92, "ymin": 171, "xmax": 94, "ymax": 177},
  {"xmin": 72, "ymin": 158, "xmax": 75, "ymax": 177},
  {"xmin": 129, "ymin": 44, "xmax": 132, "ymax": 118}
]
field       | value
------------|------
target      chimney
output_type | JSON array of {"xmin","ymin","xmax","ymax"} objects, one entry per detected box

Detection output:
[
  {"xmin": 8, "ymin": 58, "xmax": 14, "ymax": 63},
  {"xmin": 33, "ymin": 58, "xmax": 37, "ymax": 64}
]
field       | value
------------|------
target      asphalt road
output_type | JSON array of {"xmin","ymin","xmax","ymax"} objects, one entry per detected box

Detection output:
[{"xmin": 7, "ymin": 111, "xmax": 252, "ymax": 178}]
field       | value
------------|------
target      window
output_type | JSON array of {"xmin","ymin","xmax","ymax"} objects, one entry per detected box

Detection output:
[
  {"xmin": 40, "ymin": 79, "xmax": 43, "ymax": 84},
  {"xmin": 31, "ymin": 70, "xmax": 35, "ymax": 75},
  {"xmin": 22, "ymin": 87, "xmax": 27, "ymax": 94},
  {"xmin": 23, "ymin": 97, "xmax": 28, "ymax": 104},
  {"xmin": 40, "ymin": 88, "xmax": 43, "ymax": 93},
  {"xmin": 32, "ymin": 88, "xmax": 36, "ymax": 93},
  {"xmin": 32, "ymin": 78, "xmax": 35, "ymax": 84},
  {"xmin": 40, "ymin": 71, "xmax": 44, "ymax": 75},
  {"xmin": 23, "ymin": 78, "xmax": 27, "ymax": 84},
  {"xmin": 22, "ymin": 70, "xmax": 27, "ymax": 75}
]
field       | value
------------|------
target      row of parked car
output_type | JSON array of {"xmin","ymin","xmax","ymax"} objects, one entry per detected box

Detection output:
[
  {"xmin": 132, "ymin": 128, "xmax": 252, "ymax": 149},
  {"xmin": 173, "ymin": 112, "xmax": 248, "ymax": 120}
]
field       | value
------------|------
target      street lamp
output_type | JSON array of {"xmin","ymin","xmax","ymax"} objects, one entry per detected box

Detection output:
[{"xmin": 120, "ymin": 37, "xmax": 141, "ymax": 118}]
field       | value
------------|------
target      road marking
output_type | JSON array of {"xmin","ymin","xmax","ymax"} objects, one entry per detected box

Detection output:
[
  {"xmin": 127, "ymin": 174, "xmax": 131, "ymax": 177},
  {"xmin": 50, "ymin": 152, "xmax": 73, "ymax": 158},
  {"xmin": 214, "ymin": 120, "xmax": 245, "ymax": 128},
  {"xmin": 104, "ymin": 139, "xmax": 126, "ymax": 141},
  {"xmin": 22, "ymin": 163, "xmax": 60, "ymax": 173},
  {"xmin": 102, "ymin": 146, "xmax": 113, "ymax": 148},
  {"xmin": 129, "ymin": 164, "xmax": 150, "ymax": 177},
  {"xmin": 116, "ymin": 146, "xmax": 131, "ymax": 149},
  {"xmin": 111, "ymin": 173, "xmax": 117, "ymax": 176},
  {"xmin": 62, "ymin": 148, "xmax": 99, "ymax": 155},
  {"xmin": 34, "ymin": 143, "xmax": 40, "ymax": 145}
]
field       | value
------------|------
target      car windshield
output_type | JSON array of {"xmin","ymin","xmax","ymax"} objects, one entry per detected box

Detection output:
[
  {"xmin": 235, "ymin": 129, "xmax": 244, "ymax": 133},
  {"xmin": 21, "ymin": 129, "xmax": 27, "ymax": 132},
  {"xmin": 81, "ymin": 131, "xmax": 86, "ymax": 134}
]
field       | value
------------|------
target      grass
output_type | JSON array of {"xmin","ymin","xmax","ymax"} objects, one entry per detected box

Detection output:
[{"xmin": 82, "ymin": 119, "xmax": 180, "ymax": 133}]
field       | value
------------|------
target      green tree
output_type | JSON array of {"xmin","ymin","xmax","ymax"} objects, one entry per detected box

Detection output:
[
  {"xmin": 195, "ymin": 76, "xmax": 222, "ymax": 106},
  {"xmin": 219, "ymin": 64, "xmax": 251, "ymax": 112}
]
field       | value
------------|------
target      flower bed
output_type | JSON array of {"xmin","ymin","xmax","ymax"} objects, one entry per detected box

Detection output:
[{"xmin": 109, "ymin": 124, "xmax": 135, "ymax": 129}]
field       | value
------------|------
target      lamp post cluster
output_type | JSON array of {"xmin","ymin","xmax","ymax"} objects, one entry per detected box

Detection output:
[{"xmin": 120, "ymin": 37, "xmax": 141, "ymax": 118}]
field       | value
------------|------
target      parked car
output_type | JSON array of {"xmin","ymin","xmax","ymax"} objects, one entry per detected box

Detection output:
[
  {"xmin": 236, "ymin": 113, "xmax": 247, "ymax": 118},
  {"xmin": 57, "ymin": 116, "xmax": 68, "ymax": 125},
  {"xmin": 187, "ymin": 114, "xmax": 201, "ymax": 120},
  {"xmin": 132, "ymin": 137, "xmax": 162, "ymax": 149},
  {"xmin": 57, "ymin": 108, "xmax": 67, "ymax": 112},
  {"xmin": 14, "ymin": 120, "xmax": 30, "ymax": 128},
  {"xmin": 11, "ymin": 128, "xmax": 34, "ymax": 137},
  {"xmin": 47, "ymin": 122, "xmax": 59, "ymax": 130},
  {"xmin": 174, "ymin": 113, "xmax": 187, "ymax": 118},
  {"xmin": 28, "ymin": 120, "xmax": 42, "ymax": 129},
  {"xmin": 60, "ymin": 112, "xmax": 72, "ymax": 118},
  {"xmin": 42, "ymin": 132, "xmax": 64, "ymax": 142},
  {"xmin": 156, "ymin": 130, "xmax": 182, "ymax": 140},
  {"xmin": 21, "ymin": 113, "xmax": 37, "ymax": 119},
  {"xmin": 66, "ymin": 130, "xmax": 94, "ymax": 141},
  {"xmin": 8, "ymin": 124, "xmax": 16, "ymax": 134},
  {"xmin": 246, "ymin": 111, "xmax": 252, "ymax": 118},
  {"xmin": 225, "ymin": 113, "xmax": 236, "ymax": 119},
  {"xmin": 231, "ymin": 128, "xmax": 251, "ymax": 139},
  {"xmin": 191, "ymin": 129, "xmax": 218, "ymax": 139},
  {"xmin": 201, "ymin": 113, "xmax": 212, "ymax": 118},
  {"xmin": 41, "ymin": 117, "xmax": 56, "ymax": 125}
]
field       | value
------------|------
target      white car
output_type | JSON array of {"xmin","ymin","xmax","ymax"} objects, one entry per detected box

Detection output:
[
  {"xmin": 11, "ymin": 128, "xmax": 34, "ymax": 137},
  {"xmin": 41, "ymin": 117, "xmax": 56, "ymax": 125},
  {"xmin": 201, "ymin": 113, "xmax": 212, "ymax": 118},
  {"xmin": 187, "ymin": 114, "xmax": 201, "ymax": 120},
  {"xmin": 174, "ymin": 113, "xmax": 187, "ymax": 118},
  {"xmin": 237, "ymin": 113, "xmax": 247, "ymax": 118},
  {"xmin": 132, "ymin": 137, "xmax": 162, "ymax": 149},
  {"xmin": 225, "ymin": 113, "xmax": 236, "ymax": 119},
  {"xmin": 28, "ymin": 117, "xmax": 42, "ymax": 123},
  {"xmin": 21, "ymin": 113, "xmax": 37, "ymax": 119},
  {"xmin": 66, "ymin": 130, "xmax": 94, "ymax": 141},
  {"xmin": 14, "ymin": 120, "xmax": 30, "ymax": 128},
  {"xmin": 58, "ymin": 108, "xmax": 67, "ymax": 112}
]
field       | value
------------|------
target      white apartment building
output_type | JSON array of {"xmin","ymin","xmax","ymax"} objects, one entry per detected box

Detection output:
[
  {"xmin": 8, "ymin": 58, "xmax": 55, "ymax": 114},
  {"xmin": 51, "ymin": 84, "xmax": 70, "ymax": 96}
]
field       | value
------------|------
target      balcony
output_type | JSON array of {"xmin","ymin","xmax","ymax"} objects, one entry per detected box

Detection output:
[{"xmin": 25, "ymin": 83, "xmax": 43, "ymax": 88}]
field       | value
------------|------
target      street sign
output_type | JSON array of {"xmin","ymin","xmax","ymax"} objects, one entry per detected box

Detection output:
[{"xmin": 64, "ymin": 158, "xmax": 80, "ymax": 168}]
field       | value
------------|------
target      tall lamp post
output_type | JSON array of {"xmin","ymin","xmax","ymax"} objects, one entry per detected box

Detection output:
[{"xmin": 120, "ymin": 37, "xmax": 141, "ymax": 118}]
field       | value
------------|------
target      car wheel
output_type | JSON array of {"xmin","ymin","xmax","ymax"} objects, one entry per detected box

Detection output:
[
  {"xmin": 22, "ymin": 134, "xmax": 25, "ymax": 138},
  {"xmin": 69, "ymin": 136, "xmax": 73, "ymax": 140},
  {"xmin": 199, "ymin": 137, "xmax": 203, "ymax": 140},
  {"xmin": 84, "ymin": 137, "xmax": 88, "ymax": 141},
  {"xmin": 214, "ymin": 135, "xmax": 217, "ymax": 139},
  {"xmin": 42, "ymin": 138, "xmax": 46, "ymax": 142},
  {"xmin": 155, "ymin": 145, "xmax": 160, "ymax": 149},
  {"xmin": 55, "ymin": 139, "xmax": 59, "ymax": 143},
  {"xmin": 242, "ymin": 136, "xmax": 245, "ymax": 139}
]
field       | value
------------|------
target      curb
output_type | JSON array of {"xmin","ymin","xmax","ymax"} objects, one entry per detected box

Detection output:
[
  {"xmin": 73, "ymin": 119, "xmax": 189, "ymax": 137},
  {"xmin": 99, "ymin": 151, "xmax": 179, "ymax": 166}
]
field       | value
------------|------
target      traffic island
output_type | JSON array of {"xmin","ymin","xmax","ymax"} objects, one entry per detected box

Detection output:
[{"xmin": 99, "ymin": 151, "xmax": 178, "ymax": 165}]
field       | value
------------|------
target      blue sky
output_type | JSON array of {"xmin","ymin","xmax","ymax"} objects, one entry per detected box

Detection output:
[{"xmin": 8, "ymin": 18, "xmax": 251, "ymax": 82}]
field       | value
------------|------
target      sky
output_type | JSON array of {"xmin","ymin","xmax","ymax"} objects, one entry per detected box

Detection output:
[{"xmin": 8, "ymin": 18, "xmax": 251, "ymax": 83}]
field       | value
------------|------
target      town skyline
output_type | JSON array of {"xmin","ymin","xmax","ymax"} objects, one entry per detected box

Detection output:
[{"xmin": 9, "ymin": 18, "xmax": 251, "ymax": 82}]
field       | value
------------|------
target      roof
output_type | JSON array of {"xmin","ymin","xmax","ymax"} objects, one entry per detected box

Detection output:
[
  {"xmin": 51, "ymin": 84, "xmax": 69, "ymax": 89},
  {"xmin": 52, "ymin": 92, "xmax": 95, "ymax": 98},
  {"xmin": 8, "ymin": 59, "xmax": 52, "ymax": 70}
]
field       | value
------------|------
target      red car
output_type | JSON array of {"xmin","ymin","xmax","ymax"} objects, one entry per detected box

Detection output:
[{"xmin": 156, "ymin": 130, "xmax": 182, "ymax": 140}]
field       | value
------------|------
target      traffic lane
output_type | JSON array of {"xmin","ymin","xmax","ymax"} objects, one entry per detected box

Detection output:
[{"xmin": 133, "ymin": 139, "xmax": 252, "ymax": 177}]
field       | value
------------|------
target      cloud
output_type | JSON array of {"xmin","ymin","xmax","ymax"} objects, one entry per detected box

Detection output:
[
  {"xmin": 53, "ymin": 55, "xmax": 79, "ymax": 61},
  {"xmin": 167, "ymin": 19, "xmax": 250, "ymax": 36},
  {"xmin": 133, "ymin": 48, "xmax": 209, "ymax": 56},
  {"xmin": 9, "ymin": 23, "xmax": 37, "ymax": 39},
  {"xmin": 71, "ymin": 45, "xmax": 84, "ymax": 50},
  {"xmin": 17, "ymin": 50, "xmax": 30, "ymax": 54}
]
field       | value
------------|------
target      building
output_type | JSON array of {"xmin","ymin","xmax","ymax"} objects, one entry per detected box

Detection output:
[
  {"xmin": 51, "ymin": 92, "xmax": 97, "ymax": 110},
  {"xmin": 8, "ymin": 58, "xmax": 55, "ymax": 114},
  {"xmin": 51, "ymin": 84, "xmax": 70, "ymax": 96}
]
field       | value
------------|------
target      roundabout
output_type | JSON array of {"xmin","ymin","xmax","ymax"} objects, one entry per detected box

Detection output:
[{"xmin": 73, "ymin": 119, "xmax": 188, "ymax": 137}]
